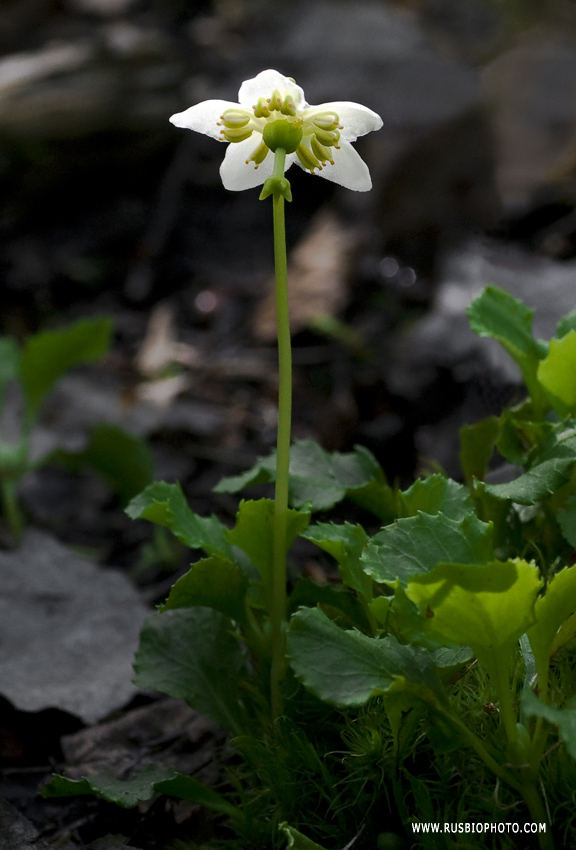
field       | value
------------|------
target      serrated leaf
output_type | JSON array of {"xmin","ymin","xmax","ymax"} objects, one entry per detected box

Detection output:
[
  {"xmin": 133, "ymin": 607, "xmax": 245, "ymax": 734},
  {"xmin": 303, "ymin": 522, "xmax": 371, "ymax": 600},
  {"xmin": 215, "ymin": 439, "xmax": 389, "ymax": 513},
  {"xmin": 226, "ymin": 499, "xmax": 310, "ymax": 588},
  {"xmin": 279, "ymin": 823, "xmax": 329, "ymax": 850},
  {"xmin": 405, "ymin": 559, "xmax": 542, "ymax": 662},
  {"xmin": 20, "ymin": 316, "xmax": 112, "ymax": 424},
  {"xmin": 467, "ymin": 285, "xmax": 544, "ymax": 361},
  {"xmin": 49, "ymin": 423, "xmax": 154, "ymax": 505},
  {"xmin": 459, "ymin": 416, "xmax": 500, "ymax": 483},
  {"xmin": 41, "ymin": 764, "xmax": 240, "ymax": 818},
  {"xmin": 537, "ymin": 331, "xmax": 576, "ymax": 416},
  {"xmin": 41, "ymin": 763, "xmax": 174, "ymax": 807},
  {"xmin": 527, "ymin": 565, "xmax": 576, "ymax": 685},
  {"xmin": 485, "ymin": 457, "xmax": 573, "ymax": 504},
  {"xmin": 522, "ymin": 690, "xmax": 576, "ymax": 760},
  {"xmin": 398, "ymin": 474, "xmax": 473, "ymax": 520},
  {"xmin": 160, "ymin": 554, "xmax": 249, "ymax": 624},
  {"xmin": 362, "ymin": 512, "xmax": 493, "ymax": 587},
  {"xmin": 466, "ymin": 285, "xmax": 547, "ymax": 406},
  {"xmin": 126, "ymin": 481, "xmax": 231, "ymax": 556},
  {"xmin": 287, "ymin": 606, "xmax": 444, "ymax": 709},
  {"xmin": 485, "ymin": 424, "xmax": 576, "ymax": 504}
]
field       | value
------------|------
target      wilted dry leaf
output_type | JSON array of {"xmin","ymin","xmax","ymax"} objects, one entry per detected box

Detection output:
[{"xmin": 253, "ymin": 208, "xmax": 358, "ymax": 341}]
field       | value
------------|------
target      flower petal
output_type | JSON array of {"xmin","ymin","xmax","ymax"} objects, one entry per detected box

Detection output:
[
  {"xmin": 220, "ymin": 138, "xmax": 296, "ymax": 191},
  {"xmin": 299, "ymin": 141, "xmax": 373, "ymax": 192},
  {"xmin": 306, "ymin": 101, "xmax": 382, "ymax": 141},
  {"xmin": 170, "ymin": 99, "xmax": 241, "ymax": 141},
  {"xmin": 238, "ymin": 69, "xmax": 306, "ymax": 110}
]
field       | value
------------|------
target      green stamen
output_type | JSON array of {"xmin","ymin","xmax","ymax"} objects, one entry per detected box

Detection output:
[
  {"xmin": 220, "ymin": 109, "xmax": 251, "ymax": 128},
  {"xmin": 296, "ymin": 143, "xmax": 321, "ymax": 172},
  {"xmin": 246, "ymin": 139, "xmax": 269, "ymax": 167},
  {"xmin": 310, "ymin": 136, "xmax": 334, "ymax": 165},
  {"xmin": 313, "ymin": 127, "xmax": 340, "ymax": 146},
  {"xmin": 222, "ymin": 126, "xmax": 254, "ymax": 143},
  {"xmin": 312, "ymin": 112, "xmax": 340, "ymax": 130}
]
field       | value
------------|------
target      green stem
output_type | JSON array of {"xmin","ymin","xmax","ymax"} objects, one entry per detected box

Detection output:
[
  {"xmin": 269, "ymin": 147, "xmax": 291, "ymax": 720},
  {"xmin": 521, "ymin": 781, "xmax": 554, "ymax": 850},
  {"xmin": 1, "ymin": 477, "xmax": 24, "ymax": 541},
  {"xmin": 438, "ymin": 707, "xmax": 553, "ymax": 845}
]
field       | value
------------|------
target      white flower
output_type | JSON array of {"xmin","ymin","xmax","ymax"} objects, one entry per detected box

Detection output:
[{"xmin": 170, "ymin": 69, "xmax": 382, "ymax": 193}]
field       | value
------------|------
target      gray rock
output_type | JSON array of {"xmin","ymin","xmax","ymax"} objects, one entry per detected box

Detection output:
[
  {"xmin": 484, "ymin": 33, "xmax": 576, "ymax": 211},
  {"xmin": 389, "ymin": 238, "xmax": 576, "ymax": 401},
  {"xmin": 0, "ymin": 529, "xmax": 147, "ymax": 723},
  {"xmin": 0, "ymin": 798, "xmax": 48, "ymax": 850}
]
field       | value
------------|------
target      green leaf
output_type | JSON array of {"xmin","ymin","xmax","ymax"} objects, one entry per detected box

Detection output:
[
  {"xmin": 557, "ymin": 495, "xmax": 576, "ymax": 547},
  {"xmin": 466, "ymin": 285, "xmax": 547, "ymax": 406},
  {"xmin": 226, "ymin": 499, "xmax": 310, "ymax": 587},
  {"xmin": 215, "ymin": 439, "xmax": 390, "ymax": 513},
  {"xmin": 19, "ymin": 316, "xmax": 112, "ymax": 424},
  {"xmin": 362, "ymin": 512, "xmax": 494, "ymax": 588},
  {"xmin": 398, "ymin": 474, "xmax": 473, "ymax": 520},
  {"xmin": 302, "ymin": 521, "xmax": 372, "ymax": 600},
  {"xmin": 485, "ymin": 422, "xmax": 576, "ymax": 504},
  {"xmin": 497, "ymin": 404, "xmax": 553, "ymax": 466},
  {"xmin": 49, "ymin": 423, "xmax": 154, "ymax": 505},
  {"xmin": 41, "ymin": 764, "xmax": 240, "ymax": 817},
  {"xmin": 279, "ymin": 823, "xmax": 329, "ymax": 850},
  {"xmin": 527, "ymin": 565, "xmax": 576, "ymax": 685},
  {"xmin": 287, "ymin": 606, "xmax": 444, "ymax": 709},
  {"xmin": 160, "ymin": 554, "xmax": 249, "ymax": 624},
  {"xmin": 459, "ymin": 416, "xmax": 500, "ymax": 483},
  {"xmin": 126, "ymin": 481, "xmax": 231, "ymax": 556},
  {"xmin": 153, "ymin": 772, "xmax": 241, "ymax": 817},
  {"xmin": 522, "ymin": 690, "xmax": 576, "ymax": 760},
  {"xmin": 485, "ymin": 456, "xmax": 574, "ymax": 504},
  {"xmin": 537, "ymin": 330, "xmax": 576, "ymax": 416},
  {"xmin": 557, "ymin": 307, "xmax": 576, "ymax": 339},
  {"xmin": 133, "ymin": 607, "xmax": 245, "ymax": 735},
  {"xmin": 405, "ymin": 559, "xmax": 542, "ymax": 662},
  {"xmin": 41, "ymin": 764, "xmax": 175, "ymax": 807},
  {"xmin": 343, "ymin": 444, "xmax": 396, "ymax": 521},
  {"xmin": 288, "ymin": 578, "xmax": 370, "ymax": 630}
]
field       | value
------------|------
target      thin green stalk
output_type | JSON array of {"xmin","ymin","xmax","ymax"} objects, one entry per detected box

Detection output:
[
  {"xmin": 269, "ymin": 147, "xmax": 291, "ymax": 720},
  {"xmin": 1, "ymin": 476, "xmax": 24, "ymax": 540},
  {"xmin": 521, "ymin": 781, "xmax": 554, "ymax": 850},
  {"xmin": 438, "ymin": 707, "xmax": 553, "ymax": 845}
]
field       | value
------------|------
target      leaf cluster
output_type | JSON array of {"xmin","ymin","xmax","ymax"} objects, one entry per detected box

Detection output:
[
  {"xmin": 0, "ymin": 318, "xmax": 153, "ymax": 538},
  {"xmin": 43, "ymin": 287, "xmax": 576, "ymax": 850}
]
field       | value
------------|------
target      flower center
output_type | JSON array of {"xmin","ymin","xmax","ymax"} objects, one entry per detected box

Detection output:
[{"xmin": 217, "ymin": 95, "xmax": 343, "ymax": 173}]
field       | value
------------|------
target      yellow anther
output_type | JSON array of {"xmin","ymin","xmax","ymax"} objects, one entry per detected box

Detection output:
[
  {"xmin": 247, "ymin": 139, "xmax": 270, "ymax": 167},
  {"xmin": 221, "ymin": 109, "xmax": 251, "ymax": 128},
  {"xmin": 253, "ymin": 97, "xmax": 271, "ymax": 118},
  {"xmin": 296, "ymin": 143, "xmax": 321, "ymax": 173},
  {"xmin": 312, "ymin": 112, "xmax": 340, "ymax": 131},
  {"xmin": 310, "ymin": 135, "xmax": 334, "ymax": 165},
  {"xmin": 223, "ymin": 126, "xmax": 254, "ymax": 143},
  {"xmin": 281, "ymin": 95, "xmax": 296, "ymax": 116},
  {"xmin": 270, "ymin": 89, "xmax": 284, "ymax": 110},
  {"xmin": 314, "ymin": 127, "xmax": 340, "ymax": 147}
]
